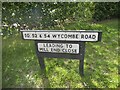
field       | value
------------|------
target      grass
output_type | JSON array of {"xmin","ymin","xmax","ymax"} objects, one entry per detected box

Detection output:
[{"xmin": 2, "ymin": 19, "xmax": 119, "ymax": 88}]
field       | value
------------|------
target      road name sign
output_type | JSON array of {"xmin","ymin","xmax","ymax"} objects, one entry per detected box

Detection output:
[
  {"xmin": 21, "ymin": 30, "xmax": 102, "ymax": 42},
  {"xmin": 21, "ymin": 30, "xmax": 102, "ymax": 76}
]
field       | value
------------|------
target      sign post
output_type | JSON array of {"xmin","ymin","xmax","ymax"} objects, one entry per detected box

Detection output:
[
  {"xmin": 79, "ymin": 42, "xmax": 85, "ymax": 76},
  {"xmin": 21, "ymin": 30, "xmax": 102, "ymax": 76}
]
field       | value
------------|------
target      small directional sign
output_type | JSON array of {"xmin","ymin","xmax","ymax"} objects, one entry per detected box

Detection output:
[
  {"xmin": 21, "ymin": 30, "xmax": 102, "ymax": 42},
  {"xmin": 37, "ymin": 43, "xmax": 79, "ymax": 54}
]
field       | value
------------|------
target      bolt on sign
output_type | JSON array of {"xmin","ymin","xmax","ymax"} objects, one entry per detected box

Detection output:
[{"xmin": 21, "ymin": 30, "xmax": 102, "ymax": 76}]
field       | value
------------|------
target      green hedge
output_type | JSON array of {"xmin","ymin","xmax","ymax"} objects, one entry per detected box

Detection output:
[
  {"xmin": 2, "ymin": 2, "xmax": 94, "ymax": 36},
  {"xmin": 93, "ymin": 2, "xmax": 118, "ymax": 21},
  {"xmin": 2, "ymin": 2, "xmax": 118, "ymax": 36}
]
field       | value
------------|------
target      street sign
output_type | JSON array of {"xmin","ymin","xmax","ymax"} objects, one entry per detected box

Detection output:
[
  {"xmin": 37, "ymin": 43, "xmax": 79, "ymax": 54},
  {"xmin": 21, "ymin": 30, "xmax": 102, "ymax": 76},
  {"xmin": 21, "ymin": 30, "xmax": 102, "ymax": 42}
]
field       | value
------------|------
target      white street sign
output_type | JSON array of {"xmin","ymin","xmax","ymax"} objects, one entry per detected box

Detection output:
[
  {"xmin": 21, "ymin": 30, "xmax": 101, "ymax": 41},
  {"xmin": 37, "ymin": 43, "xmax": 79, "ymax": 54}
]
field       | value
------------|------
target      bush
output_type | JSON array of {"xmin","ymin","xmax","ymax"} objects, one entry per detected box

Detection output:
[
  {"xmin": 2, "ymin": 2, "xmax": 95, "ymax": 36},
  {"xmin": 93, "ymin": 2, "xmax": 118, "ymax": 21}
]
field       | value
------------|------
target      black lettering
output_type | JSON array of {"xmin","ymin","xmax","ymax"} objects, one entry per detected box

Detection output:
[
  {"xmin": 46, "ymin": 43, "xmax": 48, "ymax": 47},
  {"xmin": 39, "ymin": 34, "xmax": 42, "ymax": 38},
  {"xmin": 74, "ymin": 49, "xmax": 77, "ymax": 53},
  {"xmin": 85, "ymin": 34, "xmax": 88, "ymax": 39},
  {"xmin": 48, "ymin": 34, "xmax": 50, "ymax": 38},
  {"xmin": 43, "ymin": 43, "xmax": 46, "ymax": 47},
  {"xmin": 76, "ymin": 34, "xmax": 78, "ymax": 39},
  {"xmin": 61, "ymin": 34, "xmax": 64, "ymax": 38},
  {"xmin": 51, "ymin": 48, "xmax": 60, "ymax": 52},
  {"xmin": 52, "ymin": 43, "xmax": 55, "ymax": 47},
  {"xmin": 68, "ymin": 49, "xmax": 71, "ymax": 53},
  {"xmin": 81, "ymin": 34, "xmax": 84, "ymax": 39},
  {"xmin": 67, "ymin": 34, "xmax": 73, "ymax": 38},
  {"xmin": 64, "ymin": 34, "xmax": 67, "ymax": 38},
  {"xmin": 44, "ymin": 48, "xmax": 49, "ymax": 52},
  {"xmin": 44, "ymin": 34, "xmax": 46, "ymax": 38},
  {"xmin": 25, "ymin": 33, "xmax": 30, "ymax": 38},
  {"xmin": 52, "ymin": 34, "xmax": 57, "ymax": 38},
  {"xmin": 69, "ymin": 44, "xmax": 72, "ymax": 48},
  {"xmin": 92, "ymin": 35, "xmax": 96, "ymax": 39},
  {"xmin": 62, "ymin": 49, "xmax": 67, "ymax": 53},
  {"xmin": 72, "ymin": 49, "xmax": 77, "ymax": 54},
  {"xmin": 89, "ymin": 35, "xmax": 92, "ymax": 38},
  {"xmin": 39, "ymin": 48, "xmax": 48, "ymax": 52},
  {"xmin": 44, "ymin": 34, "xmax": 50, "ymax": 38},
  {"xmin": 58, "ymin": 34, "xmax": 60, "ymax": 38},
  {"xmin": 39, "ymin": 48, "xmax": 43, "ymax": 51},
  {"xmin": 32, "ymin": 34, "xmax": 37, "ymax": 38}
]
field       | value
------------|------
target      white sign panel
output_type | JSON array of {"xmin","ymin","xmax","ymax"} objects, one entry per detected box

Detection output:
[
  {"xmin": 38, "ymin": 43, "xmax": 79, "ymax": 54},
  {"xmin": 21, "ymin": 30, "xmax": 100, "ymax": 41}
]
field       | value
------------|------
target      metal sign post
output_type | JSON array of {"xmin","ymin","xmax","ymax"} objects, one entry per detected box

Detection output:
[
  {"xmin": 21, "ymin": 30, "xmax": 102, "ymax": 76},
  {"xmin": 79, "ymin": 42, "xmax": 85, "ymax": 76},
  {"xmin": 35, "ymin": 41, "xmax": 45, "ymax": 74}
]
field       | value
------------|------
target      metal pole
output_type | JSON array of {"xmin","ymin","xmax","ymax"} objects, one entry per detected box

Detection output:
[
  {"xmin": 79, "ymin": 42, "xmax": 85, "ymax": 76},
  {"xmin": 37, "ymin": 55, "xmax": 46, "ymax": 73},
  {"xmin": 35, "ymin": 41, "xmax": 46, "ymax": 73}
]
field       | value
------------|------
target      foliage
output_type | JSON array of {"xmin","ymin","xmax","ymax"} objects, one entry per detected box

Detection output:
[
  {"xmin": 2, "ymin": 19, "xmax": 118, "ymax": 88},
  {"xmin": 2, "ymin": 2, "xmax": 119, "ymax": 35},
  {"xmin": 93, "ymin": 2, "xmax": 118, "ymax": 21},
  {"xmin": 2, "ymin": 2, "xmax": 94, "ymax": 35}
]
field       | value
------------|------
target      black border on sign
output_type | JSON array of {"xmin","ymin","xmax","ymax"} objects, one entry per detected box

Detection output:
[
  {"xmin": 20, "ymin": 30, "xmax": 102, "ymax": 42},
  {"xmin": 35, "ymin": 40, "xmax": 84, "ymax": 59}
]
